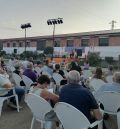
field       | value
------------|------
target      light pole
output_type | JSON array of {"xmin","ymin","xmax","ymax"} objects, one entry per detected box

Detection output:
[
  {"xmin": 47, "ymin": 18, "xmax": 63, "ymax": 58},
  {"xmin": 21, "ymin": 23, "xmax": 31, "ymax": 56}
]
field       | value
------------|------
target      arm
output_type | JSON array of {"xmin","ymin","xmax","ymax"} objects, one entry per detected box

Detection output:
[
  {"xmin": 92, "ymin": 109, "xmax": 103, "ymax": 120},
  {"xmin": 3, "ymin": 83, "xmax": 13, "ymax": 89},
  {"xmin": 41, "ymin": 89, "xmax": 59, "ymax": 103}
]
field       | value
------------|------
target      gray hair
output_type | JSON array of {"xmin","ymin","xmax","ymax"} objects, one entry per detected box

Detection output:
[
  {"xmin": 27, "ymin": 62, "xmax": 33, "ymax": 69},
  {"xmin": 113, "ymin": 72, "xmax": 120, "ymax": 83},
  {"xmin": 67, "ymin": 70, "xmax": 80, "ymax": 84}
]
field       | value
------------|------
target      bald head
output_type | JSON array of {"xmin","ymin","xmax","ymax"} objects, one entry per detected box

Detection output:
[
  {"xmin": 113, "ymin": 72, "xmax": 120, "ymax": 84},
  {"xmin": 67, "ymin": 70, "xmax": 80, "ymax": 84}
]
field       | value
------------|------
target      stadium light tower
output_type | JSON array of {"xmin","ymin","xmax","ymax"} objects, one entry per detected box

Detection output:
[
  {"xmin": 21, "ymin": 23, "xmax": 31, "ymax": 55},
  {"xmin": 47, "ymin": 18, "xmax": 63, "ymax": 58}
]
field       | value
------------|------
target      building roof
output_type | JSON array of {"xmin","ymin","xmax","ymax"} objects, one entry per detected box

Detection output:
[{"xmin": 1, "ymin": 29, "xmax": 120, "ymax": 41}]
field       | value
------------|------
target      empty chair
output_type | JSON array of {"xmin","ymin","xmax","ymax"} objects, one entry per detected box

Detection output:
[
  {"xmin": 106, "ymin": 75, "xmax": 113, "ymax": 83},
  {"xmin": 25, "ymin": 93, "xmax": 53, "ymax": 129},
  {"xmin": 89, "ymin": 78, "xmax": 106, "ymax": 92},
  {"xmin": 52, "ymin": 73, "xmax": 63, "ymax": 85},
  {"xmin": 83, "ymin": 70, "xmax": 92, "ymax": 79},
  {"xmin": 54, "ymin": 102, "xmax": 103, "ymax": 129}
]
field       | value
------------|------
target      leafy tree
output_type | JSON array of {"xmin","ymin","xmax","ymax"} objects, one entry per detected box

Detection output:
[
  {"xmin": 44, "ymin": 47, "xmax": 53, "ymax": 55},
  {"xmin": 88, "ymin": 52, "xmax": 101, "ymax": 67}
]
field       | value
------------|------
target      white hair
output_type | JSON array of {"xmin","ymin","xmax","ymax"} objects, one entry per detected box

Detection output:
[
  {"xmin": 67, "ymin": 70, "xmax": 80, "ymax": 84},
  {"xmin": 113, "ymin": 72, "xmax": 120, "ymax": 83}
]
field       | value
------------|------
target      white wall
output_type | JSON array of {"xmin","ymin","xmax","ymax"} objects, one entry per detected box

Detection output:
[
  {"xmin": 84, "ymin": 46, "xmax": 120, "ymax": 60},
  {"xmin": 3, "ymin": 47, "xmax": 36, "ymax": 54}
]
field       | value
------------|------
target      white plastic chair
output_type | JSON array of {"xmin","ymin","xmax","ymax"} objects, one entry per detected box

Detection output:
[
  {"xmin": 34, "ymin": 67, "xmax": 42, "ymax": 76},
  {"xmin": 106, "ymin": 75, "xmax": 113, "ymax": 83},
  {"xmin": 42, "ymin": 71, "xmax": 52, "ymax": 78},
  {"xmin": 89, "ymin": 78, "xmax": 106, "ymax": 93},
  {"xmin": 0, "ymin": 87, "xmax": 19, "ymax": 116},
  {"xmin": 97, "ymin": 91, "xmax": 120, "ymax": 129},
  {"xmin": 22, "ymin": 75, "xmax": 33, "ymax": 93},
  {"xmin": 12, "ymin": 73, "xmax": 23, "ymax": 86},
  {"xmin": 54, "ymin": 102, "xmax": 103, "ymax": 129},
  {"xmin": 52, "ymin": 73, "xmax": 63, "ymax": 85},
  {"xmin": 25, "ymin": 93, "xmax": 53, "ymax": 129},
  {"xmin": 83, "ymin": 70, "xmax": 93, "ymax": 79}
]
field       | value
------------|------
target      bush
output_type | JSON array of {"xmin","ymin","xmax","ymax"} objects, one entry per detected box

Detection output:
[
  {"xmin": 105, "ymin": 57, "xmax": 113, "ymax": 64},
  {"xmin": 88, "ymin": 52, "xmax": 101, "ymax": 67}
]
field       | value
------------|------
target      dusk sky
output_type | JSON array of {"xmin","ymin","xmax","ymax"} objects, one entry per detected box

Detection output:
[{"xmin": 0, "ymin": 0, "xmax": 120, "ymax": 39}]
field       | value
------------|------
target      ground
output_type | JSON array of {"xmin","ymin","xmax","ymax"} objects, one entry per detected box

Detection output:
[{"xmin": 0, "ymin": 102, "xmax": 41, "ymax": 129}]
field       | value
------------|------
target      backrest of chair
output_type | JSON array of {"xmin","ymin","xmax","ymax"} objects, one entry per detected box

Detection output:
[
  {"xmin": 53, "ymin": 73, "xmax": 63, "ymax": 85},
  {"xmin": 106, "ymin": 75, "xmax": 113, "ymax": 83},
  {"xmin": 54, "ymin": 102, "xmax": 90, "ymax": 129},
  {"xmin": 83, "ymin": 70, "xmax": 92, "ymax": 79},
  {"xmin": 25, "ymin": 93, "xmax": 52, "ymax": 120},
  {"xmin": 12, "ymin": 73, "xmax": 22, "ymax": 86},
  {"xmin": 97, "ymin": 91, "xmax": 120, "ymax": 114},
  {"xmin": 42, "ymin": 71, "xmax": 51, "ymax": 78},
  {"xmin": 89, "ymin": 78, "xmax": 106, "ymax": 92},
  {"xmin": 22, "ymin": 75, "xmax": 33, "ymax": 89}
]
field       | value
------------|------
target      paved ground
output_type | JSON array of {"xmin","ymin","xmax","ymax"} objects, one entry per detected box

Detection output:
[
  {"xmin": 0, "ymin": 102, "xmax": 41, "ymax": 129},
  {"xmin": 0, "ymin": 101, "xmax": 117, "ymax": 129}
]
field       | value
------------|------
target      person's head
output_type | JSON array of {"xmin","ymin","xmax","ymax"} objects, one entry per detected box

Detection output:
[
  {"xmin": 95, "ymin": 67, "xmax": 103, "ymax": 79},
  {"xmin": 108, "ymin": 65, "xmax": 113, "ymax": 71},
  {"xmin": 14, "ymin": 64, "xmax": 20, "ymax": 70},
  {"xmin": 37, "ymin": 75, "xmax": 50, "ymax": 88},
  {"xmin": 55, "ymin": 64, "xmax": 60, "ymax": 70},
  {"xmin": 113, "ymin": 72, "xmax": 120, "ymax": 84},
  {"xmin": 67, "ymin": 70, "xmax": 80, "ymax": 84},
  {"xmin": 27, "ymin": 62, "xmax": 33, "ymax": 69},
  {"xmin": 37, "ymin": 61, "xmax": 43, "ymax": 68}
]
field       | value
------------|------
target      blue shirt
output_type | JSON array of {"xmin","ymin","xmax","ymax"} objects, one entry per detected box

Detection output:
[{"xmin": 59, "ymin": 83, "xmax": 98, "ymax": 122}]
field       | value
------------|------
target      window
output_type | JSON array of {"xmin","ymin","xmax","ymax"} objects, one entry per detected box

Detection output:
[
  {"xmin": 26, "ymin": 42, "xmax": 30, "ymax": 47},
  {"xmin": 54, "ymin": 40, "xmax": 60, "ymax": 47},
  {"xmin": 37, "ymin": 40, "xmax": 46, "ymax": 50},
  {"xmin": 81, "ymin": 39, "xmax": 89, "ymax": 46},
  {"xmin": 13, "ymin": 43, "xmax": 16, "ymax": 47},
  {"xmin": 7, "ymin": 43, "xmax": 10, "ymax": 47},
  {"xmin": 19, "ymin": 42, "xmax": 23, "ymax": 47},
  {"xmin": 67, "ymin": 40, "xmax": 74, "ymax": 47},
  {"xmin": 99, "ymin": 37, "xmax": 109, "ymax": 46}
]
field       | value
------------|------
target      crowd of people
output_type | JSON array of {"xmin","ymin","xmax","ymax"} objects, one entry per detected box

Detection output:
[{"xmin": 0, "ymin": 56, "xmax": 119, "ymax": 129}]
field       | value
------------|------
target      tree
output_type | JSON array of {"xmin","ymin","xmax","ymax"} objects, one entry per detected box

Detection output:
[
  {"xmin": 44, "ymin": 46, "xmax": 53, "ymax": 55},
  {"xmin": 88, "ymin": 52, "xmax": 101, "ymax": 67}
]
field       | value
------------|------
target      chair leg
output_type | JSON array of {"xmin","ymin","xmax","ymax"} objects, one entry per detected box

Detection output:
[
  {"xmin": 98, "ymin": 120, "xmax": 103, "ymax": 129},
  {"xmin": 117, "ymin": 112, "xmax": 120, "ymax": 129},
  {"xmin": 30, "ymin": 117, "xmax": 35, "ymax": 129},
  {"xmin": 15, "ymin": 95, "xmax": 19, "ymax": 112},
  {"xmin": 0, "ymin": 98, "xmax": 6, "ymax": 117}
]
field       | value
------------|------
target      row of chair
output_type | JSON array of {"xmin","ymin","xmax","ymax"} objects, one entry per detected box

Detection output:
[{"xmin": 25, "ymin": 93, "xmax": 103, "ymax": 129}]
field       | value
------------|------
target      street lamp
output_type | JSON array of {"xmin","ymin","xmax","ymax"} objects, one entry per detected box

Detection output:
[
  {"xmin": 21, "ymin": 23, "xmax": 31, "ymax": 55},
  {"xmin": 47, "ymin": 18, "xmax": 63, "ymax": 58}
]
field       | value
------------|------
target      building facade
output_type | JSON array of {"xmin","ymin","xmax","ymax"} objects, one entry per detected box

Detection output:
[{"xmin": 0, "ymin": 29, "xmax": 120, "ymax": 59}]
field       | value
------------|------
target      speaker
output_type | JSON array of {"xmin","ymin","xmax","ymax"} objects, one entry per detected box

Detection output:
[{"xmin": 76, "ymin": 49, "xmax": 82, "ymax": 56}]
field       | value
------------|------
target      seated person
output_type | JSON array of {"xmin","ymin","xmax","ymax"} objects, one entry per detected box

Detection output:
[
  {"xmin": 59, "ymin": 70, "xmax": 103, "ymax": 123},
  {"xmin": 53, "ymin": 64, "xmax": 65, "ymax": 78},
  {"xmin": 23, "ymin": 62, "xmax": 37, "ymax": 82},
  {"xmin": 93, "ymin": 67, "xmax": 107, "ymax": 82},
  {"xmin": 0, "ymin": 67, "xmax": 25, "ymax": 108},
  {"xmin": 29, "ymin": 75, "xmax": 59, "ymax": 129},
  {"xmin": 84, "ymin": 60, "xmax": 89, "ymax": 70}
]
